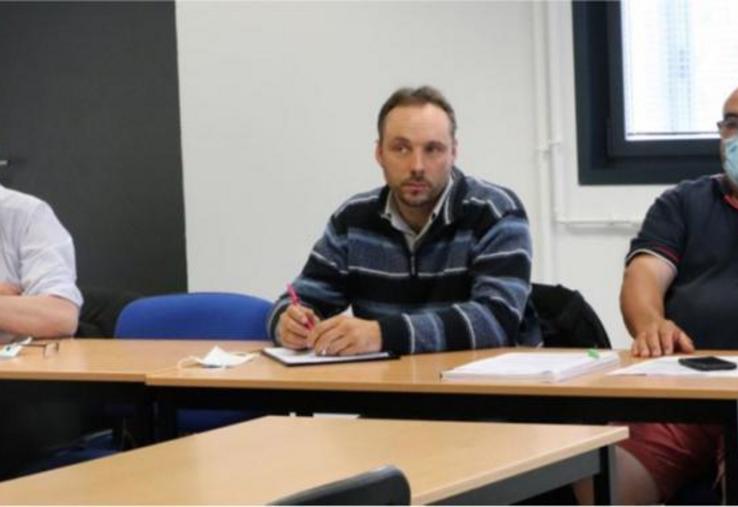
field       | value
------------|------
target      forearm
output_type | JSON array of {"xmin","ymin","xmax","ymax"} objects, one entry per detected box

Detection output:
[
  {"xmin": 0, "ymin": 295, "xmax": 78, "ymax": 337},
  {"xmin": 268, "ymin": 277, "xmax": 347, "ymax": 343},
  {"xmin": 269, "ymin": 215, "xmax": 350, "ymax": 344},
  {"xmin": 268, "ymin": 297, "xmax": 291, "ymax": 343},
  {"xmin": 620, "ymin": 261, "xmax": 669, "ymax": 337},
  {"xmin": 621, "ymin": 287, "xmax": 664, "ymax": 337},
  {"xmin": 378, "ymin": 298, "xmax": 517, "ymax": 354}
]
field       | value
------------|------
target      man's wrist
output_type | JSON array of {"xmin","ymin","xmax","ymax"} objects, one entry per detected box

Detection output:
[
  {"xmin": 629, "ymin": 312, "xmax": 665, "ymax": 336},
  {"xmin": 376, "ymin": 315, "xmax": 410, "ymax": 354},
  {"xmin": 369, "ymin": 320, "xmax": 382, "ymax": 351}
]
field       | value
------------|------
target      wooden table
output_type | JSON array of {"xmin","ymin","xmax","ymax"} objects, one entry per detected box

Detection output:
[
  {"xmin": 147, "ymin": 347, "xmax": 738, "ymax": 503},
  {"xmin": 0, "ymin": 338, "xmax": 268, "ymax": 443},
  {"xmin": 0, "ymin": 416, "xmax": 627, "ymax": 505},
  {"xmin": 0, "ymin": 338, "xmax": 268, "ymax": 382}
]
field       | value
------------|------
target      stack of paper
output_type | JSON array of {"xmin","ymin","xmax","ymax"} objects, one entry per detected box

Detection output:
[{"xmin": 441, "ymin": 351, "xmax": 620, "ymax": 383}]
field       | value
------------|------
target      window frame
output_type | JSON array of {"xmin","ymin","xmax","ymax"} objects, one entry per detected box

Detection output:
[{"xmin": 573, "ymin": 0, "xmax": 722, "ymax": 185}]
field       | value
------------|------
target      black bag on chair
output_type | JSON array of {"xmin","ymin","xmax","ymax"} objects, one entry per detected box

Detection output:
[{"xmin": 530, "ymin": 283, "xmax": 611, "ymax": 349}]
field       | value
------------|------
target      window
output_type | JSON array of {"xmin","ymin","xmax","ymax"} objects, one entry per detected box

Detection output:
[{"xmin": 573, "ymin": 0, "xmax": 737, "ymax": 185}]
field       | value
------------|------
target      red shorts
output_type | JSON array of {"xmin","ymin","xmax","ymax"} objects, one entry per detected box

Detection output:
[{"xmin": 618, "ymin": 423, "xmax": 724, "ymax": 501}]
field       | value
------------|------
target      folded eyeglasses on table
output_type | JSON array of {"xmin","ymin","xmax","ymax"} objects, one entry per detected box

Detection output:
[{"xmin": 1, "ymin": 336, "xmax": 61, "ymax": 358}]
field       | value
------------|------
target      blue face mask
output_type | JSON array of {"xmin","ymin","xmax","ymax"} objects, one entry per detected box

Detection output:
[{"xmin": 724, "ymin": 135, "xmax": 738, "ymax": 185}]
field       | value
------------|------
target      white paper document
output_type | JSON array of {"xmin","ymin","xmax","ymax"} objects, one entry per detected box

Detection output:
[
  {"xmin": 441, "ymin": 351, "xmax": 620, "ymax": 383},
  {"xmin": 609, "ymin": 356, "xmax": 738, "ymax": 377},
  {"xmin": 262, "ymin": 347, "xmax": 397, "ymax": 366}
]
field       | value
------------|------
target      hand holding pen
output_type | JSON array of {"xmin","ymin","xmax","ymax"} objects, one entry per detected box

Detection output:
[{"xmin": 277, "ymin": 283, "xmax": 319, "ymax": 350}]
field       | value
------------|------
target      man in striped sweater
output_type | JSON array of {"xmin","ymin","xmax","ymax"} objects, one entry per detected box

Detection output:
[{"xmin": 268, "ymin": 86, "xmax": 541, "ymax": 355}]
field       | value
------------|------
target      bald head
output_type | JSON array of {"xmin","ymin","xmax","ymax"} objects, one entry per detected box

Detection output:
[{"xmin": 723, "ymin": 87, "xmax": 738, "ymax": 116}]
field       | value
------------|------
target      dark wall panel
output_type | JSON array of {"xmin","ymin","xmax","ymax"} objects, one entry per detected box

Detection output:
[{"xmin": 0, "ymin": 1, "xmax": 186, "ymax": 294}]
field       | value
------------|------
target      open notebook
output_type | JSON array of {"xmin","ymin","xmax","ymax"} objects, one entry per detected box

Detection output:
[
  {"xmin": 441, "ymin": 351, "xmax": 620, "ymax": 383},
  {"xmin": 263, "ymin": 347, "xmax": 398, "ymax": 366}
]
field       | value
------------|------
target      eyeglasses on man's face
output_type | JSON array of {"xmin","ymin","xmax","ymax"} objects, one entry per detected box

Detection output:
[{"xmin": 718, "ymin": 116, "xmax": 738, "ymax": 136}]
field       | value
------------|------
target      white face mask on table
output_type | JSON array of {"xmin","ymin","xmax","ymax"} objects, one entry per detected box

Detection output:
[{"xmin": 178, "ymin": 346, "xmax": 256, "ymax": 369}]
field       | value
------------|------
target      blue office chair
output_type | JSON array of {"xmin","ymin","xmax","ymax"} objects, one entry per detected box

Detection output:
[
  {"xmin": 114, "ymin": 292, "xmax": 271, "ymax": 340},
  {"xmin": 271, "ymin": 465, "xmax": 411, "ymax": 505},
  {"xmin": 114, "ymin": 291, "xmax": 273, "ymax": 436},
  {"xmin": 17, "ymin": 431, "xmax": 119, "ymax": 478}
]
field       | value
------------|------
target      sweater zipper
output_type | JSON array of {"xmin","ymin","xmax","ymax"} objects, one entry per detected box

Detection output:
[
  {"xmin": 409, "ymin": 227, "xmax": 435, "ymax": 278},
  {"xmin": 393, "ymin": 228, "xmax": 417, "ymax": 277}
]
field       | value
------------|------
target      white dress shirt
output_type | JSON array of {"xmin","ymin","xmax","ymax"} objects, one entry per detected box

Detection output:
[{"xmin": 0, "ymin": 184, "xmax": 82, "ymax": 308}]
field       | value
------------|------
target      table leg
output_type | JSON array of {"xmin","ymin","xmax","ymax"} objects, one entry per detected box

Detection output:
[
  {"xmin": 724, "ymin": 404, "xmax": 738, "ymax": 505},
  {"xmin": 593, "ymin": 445, "xmax": 617, "ymax": 505}
]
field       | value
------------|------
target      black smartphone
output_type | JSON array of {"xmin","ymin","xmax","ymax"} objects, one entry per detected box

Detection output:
[{"xmin": 678, "ymin": 356, "xmax": 737, "ymax": 371}]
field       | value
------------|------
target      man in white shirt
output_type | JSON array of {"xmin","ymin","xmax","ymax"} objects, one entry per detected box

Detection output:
[
  {"xmin": 0, "ymin": 183, "xmax": 82, "ymax": 479},
  {"xmin": 0, "ymin": 183, "xmax": 81, "ymax": 341}
]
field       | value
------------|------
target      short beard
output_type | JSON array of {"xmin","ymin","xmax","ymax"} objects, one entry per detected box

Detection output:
[{"xmin": 395, "ymin": 189, "xmax": 440, "ymax": 210}]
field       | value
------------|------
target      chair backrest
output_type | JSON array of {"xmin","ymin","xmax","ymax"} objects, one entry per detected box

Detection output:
[
  {"xmin": 76, "ymin": 287, "xmax": 142, "ymax": 338},
  {"xmin": 114, "ymin": 292, "xmax": 272, "ymax": 340},
  {"xmin": 530, "ymin": 283, "xmax": 611, "ymax": 349},
  {"xmin": 270, "ymin": 465, "xmax": 411, "ymax": 505}
]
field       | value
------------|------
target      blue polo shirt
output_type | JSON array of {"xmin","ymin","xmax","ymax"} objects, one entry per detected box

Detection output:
[{"xmin": 627, "ymin": 175, "xmax": 738, "ymax": 349}]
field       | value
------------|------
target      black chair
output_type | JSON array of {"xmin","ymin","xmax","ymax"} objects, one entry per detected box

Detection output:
[
  {"xmin": 530, "ymin": 283, "xmax": 611, "ymax": 349},
  {"xmin": 75, "ymin": 287, "xmax": 143, "ymax": 441},
  {"xmin": 531, "ymin": 284, "xmax": 722, "ymax": 505},
  {"xmin": 667, "ymin": 462, "xmax": 722, "ymax": 505},
  {"xmin": 520, "ymin": 283, "xmax": 612, "ymax": 504},
  {"xmin": 271, "ymin": 465, "xmax": 411, "ymax": 505},
  {"xmin": 75, "ymin": 287, "xmax": 141, "ymax": 338},
  {"xmin": 14, "ymin": 288, "xmax": 142, "ymax": 478},
  {"xmin": 668, "ymin": 480, "xmax": 721, "ymax": 505}
]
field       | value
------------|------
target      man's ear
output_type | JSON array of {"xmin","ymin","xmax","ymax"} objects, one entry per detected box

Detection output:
[
  {"xmin": 451, "ymin": 139, "xmax": 458, "ymax": 161},
  {"xmin": 374, "ymin": 140, "xmax": 383, "ymax": 166}
]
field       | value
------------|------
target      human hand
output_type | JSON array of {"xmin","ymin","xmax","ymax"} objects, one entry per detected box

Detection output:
[
  {"xmin": 307, "ymin": 315, "xmax": 382, "ymax": 356},
  {"xmin": 0, "ymin": 282, "xmax": 22, "ymax": 296},
  {"xmin": 630, "ymin": 318, "xmax": 695, "ymax": 357},
  {"xmin": 277, "ymin": 304, "xmax": 319, "ymax": 350}
]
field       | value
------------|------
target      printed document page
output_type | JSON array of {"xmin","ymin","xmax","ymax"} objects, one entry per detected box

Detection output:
[{"xmin": 610, "ymin": 356, "xmax": 738, "ymax": 377}]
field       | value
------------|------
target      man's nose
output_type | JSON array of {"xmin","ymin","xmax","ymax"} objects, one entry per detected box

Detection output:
[{"xmin": 410, "ymin": 150, "xmax": 425, "ymax": 174}]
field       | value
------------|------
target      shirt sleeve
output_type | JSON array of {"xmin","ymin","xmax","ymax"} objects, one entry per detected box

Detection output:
[
  {"xmin": 267, "ymin": 215, "xmax": 350, "ymax": 344},
  {"xmin": 377, "ymin": 208, "xmax": 535, "ymax": 354},
  {"xmin": 19, "ymin": 201, "xmax": 83, "ymax": 307},
  {"xmin": 626, "ymin": 187, "xmax": 685, "ymax": 272}
]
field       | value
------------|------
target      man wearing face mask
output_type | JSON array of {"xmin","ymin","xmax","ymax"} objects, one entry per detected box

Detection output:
[
  {"xmin": 268, "ymin": 86, "xmax": 541, "ymax": 355},
  {"xmin": 576, "ymin": 87, "xmax": 738, "ymax": 504}
]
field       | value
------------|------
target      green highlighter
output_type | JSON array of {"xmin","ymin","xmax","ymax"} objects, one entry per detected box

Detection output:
[{"xmin": 587, "ymin": 348, "xmax": 600, "ymax": 359}]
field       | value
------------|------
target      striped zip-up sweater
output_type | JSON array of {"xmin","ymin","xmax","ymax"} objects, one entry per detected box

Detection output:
[{"xmin": 268, "ymin": 167, "xmax": 542, "ymax": 354}]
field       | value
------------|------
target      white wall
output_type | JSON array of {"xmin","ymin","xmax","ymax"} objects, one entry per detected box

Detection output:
[
  {"xmin": 540, "ymin": 2, "xmax": 668, "ymax": 349},
  {"xmin": 176, "ymin": 1, "xmax": 670, "ymax": 350}
]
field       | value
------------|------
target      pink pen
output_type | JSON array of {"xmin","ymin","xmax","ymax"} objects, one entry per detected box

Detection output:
[{"xmin": 287, "ymin": 283, "xmax": 314, "ymax": 330}]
